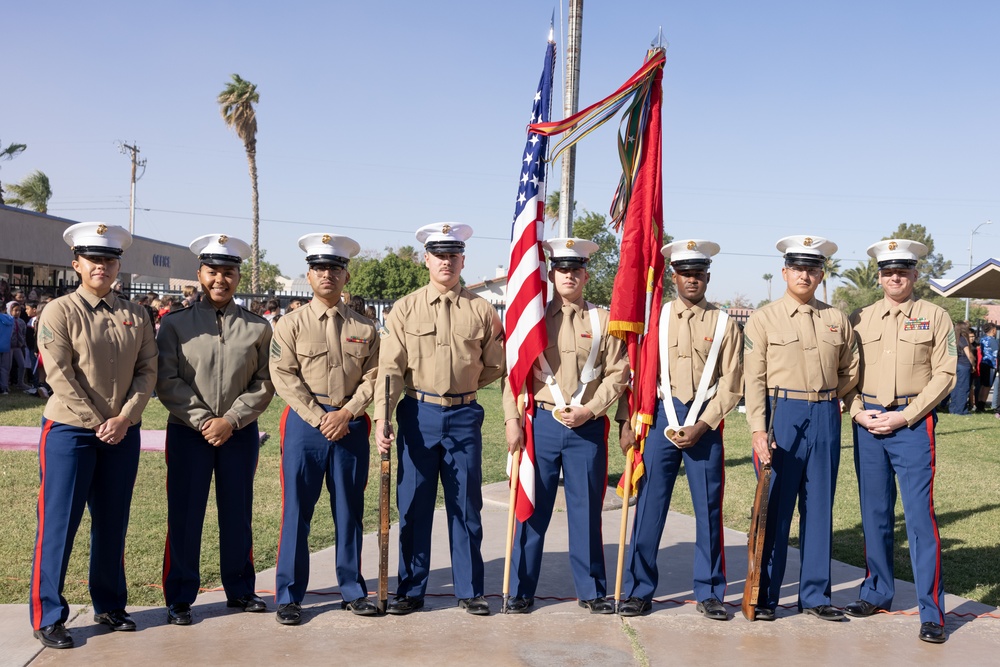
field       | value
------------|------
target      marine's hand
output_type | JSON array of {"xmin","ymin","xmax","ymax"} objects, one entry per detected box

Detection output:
[
  {"xmin": 320, "ymin": 409, "xmax": 353, "ymax": 441},
  {"xmin": 751, "ymin": 430, "xmax": 774, "ymax": 465},
  {"xmin": 375, "ymin": 419, "xmax": 394, "ymax": 455},
  {"xmin": 505, "ymin": 418, "xmax": 524, "ymax": 453}
]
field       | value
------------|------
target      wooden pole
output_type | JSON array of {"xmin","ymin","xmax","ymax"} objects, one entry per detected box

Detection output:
[
  {"xmin": 501, "ymin": 447, "xmax": 522, "ymax": 613},
  {"xmin": 614, "ymin": 445, "xmax": 634, "ymax": 612}
]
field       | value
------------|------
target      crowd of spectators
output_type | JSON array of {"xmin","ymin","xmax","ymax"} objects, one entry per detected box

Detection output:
[
  {"xmin": 1, "ymin": 285, "xmax": 393, "ymax": 398},
  {"xmin": 945, "ymin": 320, "xmax": 998, "ymax": 417}
]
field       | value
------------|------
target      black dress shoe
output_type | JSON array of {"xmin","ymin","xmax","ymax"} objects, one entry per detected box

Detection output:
[
  {"xmin": 505, "ymin": 597, "xmax": 534, "ymax": 614},
  {"xmin": 578, "ymin": 597, "xmax": 615, "ymax": 614},
  {"xmin": 94, "ymin": 609, "xmax": 136, "ymax": 631},
  {"xmin": 919, "ymin": 622, "xmax": 947, "ymax": 644},
  {"xmin": 844, "ymin": 599, "xmax": 884, "ymax": 618},
  {"xmin": 618, "ymin": 597, "xmax": 652, "ymax": 617},
  {"xmin": 276, "ymin": 602, "xmax": 302, "ymax": 625},
  {"xmin": 754, "ymin": 606, "xmax": 776, "ymax": 621},
  {"xmin": 33, "ymin": 622, "xmax": 74, "ymax": 649},
  {"xmin": 167, "ymin": 603, "xmax": 192, "ymax": 626},
  {"xmin": 696, "ymin": 598, "xmax": 728, "ymax": 621},
  {"xmin": 802, "ymin": 605, "xmax": 845, "ymax": 621},
  {"xmin": 458, "ymin": 596, "xmax": 490, "ymax": 616},
  {"xmin": 387, "ymin": 596, "xmax": 424, "ymax": 615},
  {"xmin": 227, "ymin": 594, "xmax": 267, "ymax": 613},
  {"xmin": 342, "ymin": 597, "xmax": 378, "ymax": 616}
]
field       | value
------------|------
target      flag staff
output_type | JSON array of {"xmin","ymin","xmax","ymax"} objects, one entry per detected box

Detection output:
[{"xmin": 558, "ymin": 0, "xmax": 584, "ymax": 238}]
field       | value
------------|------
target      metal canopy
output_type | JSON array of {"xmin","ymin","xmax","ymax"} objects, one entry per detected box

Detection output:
[{"xmin": 929, "ymin": 258, "xmax": 1000, "ymax": 298}]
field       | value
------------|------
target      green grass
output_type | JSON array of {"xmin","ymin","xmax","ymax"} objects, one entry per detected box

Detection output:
[{"xmin": 1, "ymin": 387, "xmax": 999, "ymax": 608}]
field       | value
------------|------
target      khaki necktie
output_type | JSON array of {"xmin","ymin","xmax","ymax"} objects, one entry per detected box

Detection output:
[
  {"xmin": 675, "ymin": 309, "xmax": 695, "ymax": 404},
  {"xmin": 326, "ymin": 308, "xmax": 344, "ymax": 404},
  {"xmin": 797, "ymin": 304, "xmax": 822, "ymax": 391},
  {"xmin": 875, "ymin": 306, "xmax": 901, "ymax": 407},
  {"xmin": 433, "ymin": 294, "xmax": 452, "ymax": 395},
  {"xmin": 557, "ymin": 303, "xmax": 578, "ymax": 396}
]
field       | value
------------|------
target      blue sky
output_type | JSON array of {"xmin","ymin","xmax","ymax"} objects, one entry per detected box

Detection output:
[{"xmin": 3, "ymin": 1, "xmax": 998, "ymax": 304}]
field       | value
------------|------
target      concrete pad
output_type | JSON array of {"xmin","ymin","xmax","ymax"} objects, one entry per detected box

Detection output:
[{"xmin": 13, "ymin": 481, "xmax": 1000, "ymax": 665}]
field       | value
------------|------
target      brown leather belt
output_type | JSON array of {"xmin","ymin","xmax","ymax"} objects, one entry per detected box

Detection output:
[
  {"xmin": 404, "ymin": 388, "xmax": 477, "ymax": 407},
  {"xmin": 861, "ymin": 393, "xmax": 916, "ymax": 408},
  {"xmin": 773, "ymin": 388, "xmax": 838, "ymax": 402},
  {"xmin": 312, "ymin": 394, "xmax": 346, "ymax": 408}
]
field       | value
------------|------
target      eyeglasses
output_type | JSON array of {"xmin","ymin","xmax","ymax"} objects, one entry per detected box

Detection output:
[{"xmin": 786, "ymin": 266, "xmax": 823, "ymax": 277}]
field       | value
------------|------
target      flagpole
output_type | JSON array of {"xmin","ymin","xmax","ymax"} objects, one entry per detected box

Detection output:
[
  {"xmin": 501, "ymin": 439, "xmax": 522, "ymax": 613},
  {"xmin": 614, "ymin": 445, "xmax": 634, "ymax": 612},
  {"xmin": 558, "ymin": 0, "xmax": 583, "ymax": 237}
]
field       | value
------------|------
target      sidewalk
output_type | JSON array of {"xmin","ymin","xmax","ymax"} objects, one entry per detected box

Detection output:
[{"xmin": 7, "ymin": 482, "xmax": 998, "ymax": 666}]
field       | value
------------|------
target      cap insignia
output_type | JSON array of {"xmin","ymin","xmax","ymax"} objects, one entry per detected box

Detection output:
[
  {"xmin": 441, "ymin": 224, "xmax": 452, "ymax": 234},
  {"xmin": 218, "ymin": 235, "xmax": 228, "ymax": 244},
  {"xmin": 96, "ymin": 224, "xmax": 108, "ymax": 235},
  {"xmin": 321, "ymin": 234, "xmax": 332, "ymax": 244},
  {"xmin": 566, "ymin": 239, "xmax": 576, "ymax": 248},
  {"xmin": 686, "ymin": 240, "xmax": 697, "ymax": 250},
  {"xmin": 803, "ymin": 237, "xmax": 813, "ymax": 247},
  {"xmin": 888, "ymin": 241, "xmax": 897, "ymax": 251}
]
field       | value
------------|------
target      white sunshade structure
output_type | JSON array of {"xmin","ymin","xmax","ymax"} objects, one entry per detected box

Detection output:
[{"xmin": 929, "ymin": 258, "xmax": 1000, "ymax": 299}]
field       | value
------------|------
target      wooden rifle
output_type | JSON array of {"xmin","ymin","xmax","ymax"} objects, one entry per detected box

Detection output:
[
  {"xmin": 741, "ymin": 385, "xmax": 779, "ymax": 621},
  {"xmin": 377, "ymin": 376, "xmax": 391, "ymax": 615}
]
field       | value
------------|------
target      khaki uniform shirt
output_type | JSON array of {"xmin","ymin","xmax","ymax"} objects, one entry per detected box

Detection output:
[
  {"xmin": 156, "ymin": 299, "xmax": 274, "ymax": 431},
  {"xmin": 844, "ymin": 297, "xmax": 956, "ymax": 426},
  {"xmin": 374, "ymin": 283, "xmax": 504, "ymax": 416},
  {"xmin": 38, "ymin": 287, "xmax": 157, "ymax": 429},
  {"xmin": 612, "ymin": 298, "xmax": 744, "ymax": 430},
  {"xmin": 743, "ymin": 293, "xmax": 859, "ymax": 433},
  {"xmin": 503, "ymin": 298, "xmax": 629, "ymax": 421},
  {"xmin": 270, "ymin": 299, "xmax": 380, "ymax": 428}
]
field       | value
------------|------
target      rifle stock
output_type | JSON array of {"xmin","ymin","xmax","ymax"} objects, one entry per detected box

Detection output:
[
  {"xmin": 741, "ymin": 385, "xmax": 779, "ymax": 621},
  {"xmin": 377, "ymin": 376, "xmax": 391, "ymax": 615}
]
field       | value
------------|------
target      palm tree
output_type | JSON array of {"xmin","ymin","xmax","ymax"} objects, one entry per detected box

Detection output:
[
  {"xmin": 841, "ymin": 261, "xmax": 880, "ymax": 290},
  {"xmin": 544, "ymin": 190, "xmax": 576, "ymax": 228},
  {"xmin": 0, "ymin": 140, "xmax": 27, "ymax": 206},
  {"xmin": 5, "ymin": 170, "xmax": 52, "ymax": 213},
  {"xmin": 762, "ymin": 273, "xmax": 773, "ymax": 300},
  {"xmin": 218, "ymin": 74, "xmax": 261, "ymax": 292},
  {"xmin": 822, "ymin": 257, "xmax": 841, "ymax": 303}
]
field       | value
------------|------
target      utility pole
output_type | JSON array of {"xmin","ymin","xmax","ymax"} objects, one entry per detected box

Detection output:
[
  {"xmin": 118, "ymin": 142, "xmax": 147, "ymax": 235},
  {"xmin": 966, "ymin": 220, "xmax": 992, "ymax": 321},
  {"xmin": 558, "ymin": 0, "xmax": 583, "ymax": 238}
]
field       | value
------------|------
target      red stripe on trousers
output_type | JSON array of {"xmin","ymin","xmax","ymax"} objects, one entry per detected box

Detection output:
[{"xmin": 30, "ymin": 420, "xmax": 54, "ymax": 630}]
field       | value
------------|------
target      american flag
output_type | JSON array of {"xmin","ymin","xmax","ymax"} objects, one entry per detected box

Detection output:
[{"xmin": 505, "ymin": 34, "xmax": 555, "ymax": 522}]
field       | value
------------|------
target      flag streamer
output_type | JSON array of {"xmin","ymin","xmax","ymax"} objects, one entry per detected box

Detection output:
[{"xmin": 528, "ymin": 47, "xmax": 667, "ymax": 498}]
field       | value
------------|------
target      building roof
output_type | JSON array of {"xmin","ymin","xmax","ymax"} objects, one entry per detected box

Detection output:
[{"xmin": 929, "ymin": 258, "xmax": 1000, "ymax": 299}]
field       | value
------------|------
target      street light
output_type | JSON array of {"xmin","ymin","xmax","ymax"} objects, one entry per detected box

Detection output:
[{"xmin": 966, "ymin": 220, "xmax": 992, "ymax": 321}]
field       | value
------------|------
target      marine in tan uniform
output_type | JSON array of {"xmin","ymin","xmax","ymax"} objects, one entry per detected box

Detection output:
[
  {"xmin": 270, "ymin": 233, "xmax": 380, "ymax": 625},
  {"xmin": 157, "ymin": 234, "xmax": 274, "ymax": 625},
  {"xmin": 502, "ymin": 237, "xmax": 629, "ymax": 614},
  {"xmin": 374, "ymin": 222, "xmax": 504, "ymax": 616},
  {"xmin": 617, "ymin": 239, "xmax": 743, "ymax": 619},
  {"xmin": 842, "ymin": 239, "xmax": 955, "ymax": 644},
  {"xmin": 29, "ymin": 222, "xmax": 157, "ymax": 649},
  {"xmin": 743, "ymin": 235, "xmax": 858, "ymax": 621}
]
